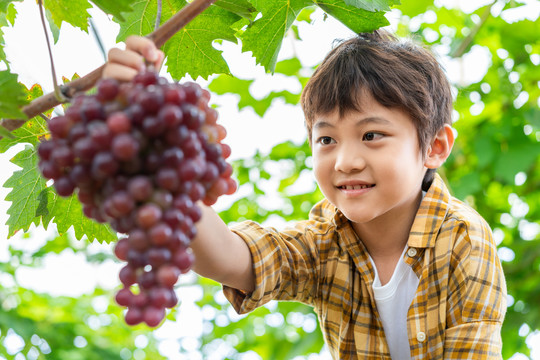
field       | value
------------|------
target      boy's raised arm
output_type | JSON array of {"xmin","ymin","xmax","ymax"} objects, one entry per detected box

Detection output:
[
  {"xmin": 192, "ymin": 204, "xmax": 255, "ymax": 292},
  {"xmin": 103, "ymin": 36, "xmax": 255, "ymax": 294}
]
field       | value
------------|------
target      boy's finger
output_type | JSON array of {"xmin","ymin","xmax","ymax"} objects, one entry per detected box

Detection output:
[
  {"xmin": 154, "ymin": 50, "xmax": 165, "ymax": 71},
  {"xmin": 126, "ymin": 35, "xmax": 159, "ymax": 63},
  {"xmin": 108, "ymin": 47, "xmax": 146, "ymax": 71},
  {"xmin": 102, "ymin": 63, "xmax": 138, "ymax": 82}
]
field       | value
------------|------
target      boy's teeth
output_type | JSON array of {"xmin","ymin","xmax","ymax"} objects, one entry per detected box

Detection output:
[{"xmin": 343, "ymin": 185, "xmax": 370, "ymax": 190}]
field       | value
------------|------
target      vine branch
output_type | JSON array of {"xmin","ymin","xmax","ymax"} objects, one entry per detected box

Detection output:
[{"xmin": 0, "ymin": 0, "xmax": 216, "ymax": 138}]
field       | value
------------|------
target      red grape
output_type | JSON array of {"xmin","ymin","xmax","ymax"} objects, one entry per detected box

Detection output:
[
  {"xmin": 107, "ymin": 111, "xmax": 131, "ymax": 134},
  {"xmin": 125, "ymin": 307, "xmax": 144, "ymax": 326},
  {"xmin": 136, "ymin": 203, "xmax": 162, "ymax": 228},
  {"xmin": 115, "ymin": 287, "xmax": 133, "ymax": 307},
  {"xmin": 48, "ymin": 115, "xmax": 72, "ymax": 139},
  {"xmin": 112, "ymin": 133, "xmax": 139, "ymax": 161},
  {"xmin": 37, "ymin": 68, "xmax": 238, "ymax": 328},
  {"xmin": 97, "ymin": 78, "xmax": 120, "ymax": 102},
  {"xmin": 143, "ymin": 306, "xmax": 165, "ymax": 327},
  {"xmin": 114, "ymin": 238, "xmax": 130, "ymax": 261}
]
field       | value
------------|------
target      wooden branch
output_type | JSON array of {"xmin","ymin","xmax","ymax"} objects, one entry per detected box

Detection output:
[{"xmin": 0, "ymin": 0, "xmax": 216, "ymax": 136}]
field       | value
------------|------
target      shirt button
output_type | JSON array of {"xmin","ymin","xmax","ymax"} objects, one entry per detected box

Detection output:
[
  {"xmin": 407, "ymin": 248, "xmax": 417, "ymax": 257},
  {"xmin": 416, "ymin": 331, "xmax": 426, "ymax": 342}
]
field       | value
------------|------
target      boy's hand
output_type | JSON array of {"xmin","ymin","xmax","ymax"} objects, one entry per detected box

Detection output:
[{"xmin": 103, "ymin": 35, "xmax": 165, "ymax": 82}]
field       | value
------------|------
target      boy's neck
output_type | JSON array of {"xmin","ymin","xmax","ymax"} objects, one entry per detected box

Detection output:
[{"xmin": 351, "ymin": 190, "xmax": 423, "ymax": 259}]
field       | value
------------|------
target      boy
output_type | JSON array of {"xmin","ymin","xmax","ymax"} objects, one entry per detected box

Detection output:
[{"xmin": 104, "ymin": 30, "xmax": 507, "ymax": 359}]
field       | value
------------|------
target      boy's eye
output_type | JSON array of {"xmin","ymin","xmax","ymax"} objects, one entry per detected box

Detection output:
[
  {"xmin": 317, "ymin": 136, "xmax": 335, "ymax": 145},
  {"xmin": 363, "ymin": 132, "xmax": 382, "ymax": 141}
]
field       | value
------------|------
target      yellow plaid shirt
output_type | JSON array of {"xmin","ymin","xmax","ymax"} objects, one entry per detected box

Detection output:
[{"xmin": 223, "ymin": 174, "xmax": 507, "ymax": 359}]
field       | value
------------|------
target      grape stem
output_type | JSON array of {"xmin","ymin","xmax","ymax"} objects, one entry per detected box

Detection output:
[
  {"xmin": 37, "ymin": 0, "xmax": 69, "ymax": 103},
  {"xmin": 0, "ymin": 0, "xmax": 217, "ymax": 138},
  {"xmin": 90, "ymin": 18, "xmax": 108, "ymax": 62},
  {"xmin": 155, "ymin": 0, "xmax": 163, "ymax": 32}
]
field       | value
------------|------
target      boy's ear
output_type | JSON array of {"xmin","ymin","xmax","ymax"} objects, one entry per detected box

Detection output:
[{"xmin": 424, "ymin": 124, "xmax": 455, "ymax": 169}]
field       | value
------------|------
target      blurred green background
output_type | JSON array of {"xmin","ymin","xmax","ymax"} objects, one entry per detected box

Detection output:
[{"xmin": 0, "ymin": 0, "xmax": 539, "ymax": 359}]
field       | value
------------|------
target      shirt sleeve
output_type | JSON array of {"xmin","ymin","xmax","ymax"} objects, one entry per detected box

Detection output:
[
  {"xmin": 443, "ymin": 217, "xmax": 507, "ymax": 359},
  {"xmin": 222, "ymin": 220, "xmax": 321, "ymax": 315}
]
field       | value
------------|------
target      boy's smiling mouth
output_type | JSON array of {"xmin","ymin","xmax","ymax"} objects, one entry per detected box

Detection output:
[
  {"xmin": 338, "ymin": 184, "xmax": 374, "ymax": 190},
  {"xmin": 335, "ymin": 180, "xmax": 375, "ymax": 192}
]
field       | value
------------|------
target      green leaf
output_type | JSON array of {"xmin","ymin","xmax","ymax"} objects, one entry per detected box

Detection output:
[
  {"xmin": 214, "ymin": 0, "xmax": 257, "ymax": 19},
  {"xmin": 0, "ymin": 14, "xmax": 8, "ymax": 64},
  {"xmin": 90, "ymin": 0, "xmax": 133, "ymax": 22},
  {"xmin": 3, "ymin": 145, "xmax": 48, "ymax": 238},
  {"xmin": 0, "ymin": 84, "xmax": 49, "ymax": 153},
  {"xmin": 43, "ymin": 0, "xmax": 92, "ymax": 32},
  {"xmin": 297, "ymin": 6, "xmax": 317, "ymax": 22},
  {"xmin": 163, "ymin": 4, "xmax": 241, "ymax": 79},
  {"xmin": 344, "ymin": 0, "xmax": 399, "ymax": 12},
  {"xmin": 116, "ymin": 1, "xmax": 240, "ymax": 79},
  {"xmin": 242, "ymin": 0, "xmax": 311, "ymax": 72},
  {"xmin": 46, "ymin": 8, "xmax": 61, "ymax": 44},
  {"xmin": 40, "ymin": 188, "xmax": 118, "ymax": 243},
  {"xmin": 0, "ymin": 3, "xmax": 16, "ymax": 63},
  {"xmin": 0, "ymin": 0, "xmax": 21, "ymax": 13},
  {"xmin": 395, "ymin": 0, "xmax": 433, "ymax": 18},
  {"xmin": 275, "ymin": 57, "xmax": 303, "ymax": 76},
  {"xmin": 0, "ymin": 70, "xmax": 29, "ymax": 119},
  {"xmin": 0, "ymin": 123, "xmax": 14, "ymax": 138},
  {"xmin": 209, "ymin": 74, "xmax": 300, "ymax": 117},
  {"xmin": 314, "ymin": 0, "xmax": 389, "ymax": 33},
  {"xmin": 115, "ymin": 0, "xmax": 164, "ymax": 41},
  {"xmin": 269, "ymin": 140, "xmax": 302, "ymax": 159}
]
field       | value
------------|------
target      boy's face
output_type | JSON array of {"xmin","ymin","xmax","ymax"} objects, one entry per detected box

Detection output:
[{"xmin": 311, "ymin": 95, "xmax": 427, "ymax": 228}]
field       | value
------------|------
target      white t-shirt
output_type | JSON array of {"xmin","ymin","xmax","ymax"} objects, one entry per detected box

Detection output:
[{"xmin": 368, "ymin": 246, "xmax": 420, "ymax": 360}]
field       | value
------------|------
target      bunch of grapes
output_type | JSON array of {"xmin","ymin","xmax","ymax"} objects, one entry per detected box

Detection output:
[{"xmin": 37, "ymin": 68, "xmax": 236, "ymax": 327}]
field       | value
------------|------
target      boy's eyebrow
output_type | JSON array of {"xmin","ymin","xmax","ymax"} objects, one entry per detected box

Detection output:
[{"xmin": 313, "ymin": 116, "xmax": 391, "ymax": 130}]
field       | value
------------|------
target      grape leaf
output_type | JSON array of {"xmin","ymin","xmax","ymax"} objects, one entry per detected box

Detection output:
[
  {"xmin": 0, "ymin": 84, "xmax": 51, "ymax": 153},
  {"xmin": 0, "ymin": 70, "xmax": 29, "ymax": 119},
  {"xmin": 0, "ymin": 13, "xmax": 8, "ymax": 64},
  {"xmin": 209, "ymin": 57, "xmax": 305, "ymax": 116},
  {"xmin": 209, "ymin": 75, "xmax": 300, "ymax": 117},
  {"xmin": 46, "ymin": 8, "xmax": 61, "ymax": 44},
  {"xmin": 116, "ymin": 0, "xmax": 241, "ymax": 79},
  {"xmin": 396, "ymin": 0, "xmax": 433, "ymax": 18},
  {"xmin": 43, "ymin": 0, "xmax": 92, "ymax": 33},
  {"xmin": 343, "ymin": 0, "xmax": 399, "ymax": 12},
  {"xmin": 115, "ymin": 0, "xmax": 168, "ymax": 42},
  {"xmin": 0, "ymin": 4, "xmax": 16, "ymax": 63},
  {"xmin": 297, "ymin": 6, "xmax": 317, "ymax": 22},
  {"xmin": 274, "ymin": 57, "xmax": 303, "ymax": 76},
  {"xmin": 0, "ymin": 112, "xmax": 48, "ymax": 153},
  {"xmin": 90, "ymin": 0, "xmax": 133, "ymax": 22},
  {"xmin": 214, "ymin": 0, "xmax": 257, "ymax": 19},
  {"xmin": 315, "ymin": 0, "xmax": 389, "ymax": 33},
  {"xmin": 3, "ymin": 145, "xmax": 48, "ymax": 238},
  {"xmin": 241, "ymin": 0, "xmax": 311, "ymax": 73},
  {"xmin": 39, "ymin": 188, "xmax": 118, "ymax": 243},
  {"xmin": 163, "ymin": 4, "xmax": 241, "ymax": 80},
  {"xmin": 0, "ymin": 0, "xmax": 21, "ymax": 13}
]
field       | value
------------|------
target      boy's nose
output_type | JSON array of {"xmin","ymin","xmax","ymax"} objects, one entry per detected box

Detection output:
[{"xmin": 334, "ymin": 145, "xmax": 366, "ymax": 173}]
